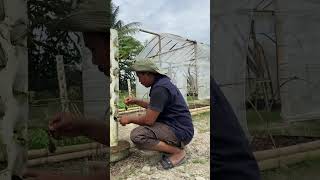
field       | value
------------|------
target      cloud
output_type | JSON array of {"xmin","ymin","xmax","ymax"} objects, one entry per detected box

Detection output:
[{"xmin": 113, "ymin": 0, "xmax": 210, "ymax": 44}]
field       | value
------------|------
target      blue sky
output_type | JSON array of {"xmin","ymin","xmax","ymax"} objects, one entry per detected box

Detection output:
[{"xmin": 113, "ymin": 0, "xmax": 210, "ymax": 44}]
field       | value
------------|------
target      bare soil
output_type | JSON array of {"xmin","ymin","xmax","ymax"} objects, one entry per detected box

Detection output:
[{"xmin": 251, "ymin": 135, "xmax": 320, "ymax": 151}]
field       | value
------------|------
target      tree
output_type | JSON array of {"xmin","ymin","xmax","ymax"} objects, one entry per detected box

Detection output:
[
  {"xmin": 28, "ymin": 1, "xmax": 143, "ymax": 93},
  {"xmin": 111, "ymin": 4, "xmax": 143, "ymax": 91},
  {"xmin": 111, "ymin": 4, "xmax": 141, "ymax": 37},
  {"xmin": 118, "ymin": 36, "xmax": 144, "ymax": 90},
  {"xmin": 28, "ymin": 0, "xmax": 81, "ymax": 92}
]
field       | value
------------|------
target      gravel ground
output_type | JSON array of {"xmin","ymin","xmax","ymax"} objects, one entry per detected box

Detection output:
[{"xmin": 110, "ymin": 112, "xmax": 210, "ymax": 180}]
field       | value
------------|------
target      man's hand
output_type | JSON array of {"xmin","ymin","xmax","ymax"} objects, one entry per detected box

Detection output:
[
  {"xmin": 119, "ymin": 115, "xmax": 131, "ymax": 126},
  {"xmin": 124, "ymin": 96, "xmax": 136, "ymax": 105},
  {"xmin": 49, "ymin": 112, "xmax": 86, "ymax": 138}
]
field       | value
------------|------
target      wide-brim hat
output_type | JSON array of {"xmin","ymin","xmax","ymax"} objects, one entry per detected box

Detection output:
[
  {"xmin": 51, "ymin": 0, "xmax": 112, "ymax": 32},
  {"xmin": 131, "ymin": 58, "xmax": 168, "ymax": 75}
]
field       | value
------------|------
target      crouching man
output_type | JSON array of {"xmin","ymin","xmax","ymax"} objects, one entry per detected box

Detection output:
[{"xmin": 119, "ymin": 58, "xmax": 194, "ymax": 169}]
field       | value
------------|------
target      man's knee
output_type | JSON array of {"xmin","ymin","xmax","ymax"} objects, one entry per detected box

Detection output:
[
  {"xmin": 130, "ymin": 126, "xmax": 157, "ymax": 148},
  {"xmin": 130, "ymin": 127, "xmax": 147, "ymax": 144}
]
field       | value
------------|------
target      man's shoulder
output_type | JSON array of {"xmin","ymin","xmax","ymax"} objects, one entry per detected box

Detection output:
[{"xmin": 150, "ymin": 86, "xmax": 169, "ymax": 97}]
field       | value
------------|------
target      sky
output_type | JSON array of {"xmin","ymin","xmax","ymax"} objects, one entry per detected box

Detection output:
[{"xmin": 113, "ymin": 0, "xmax": 210, "ymax": 45}]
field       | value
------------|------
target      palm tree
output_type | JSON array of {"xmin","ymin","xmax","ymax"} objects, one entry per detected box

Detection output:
[{"xmin": 111, "ymin": 4, "xmax": 141, "ymax": 37}]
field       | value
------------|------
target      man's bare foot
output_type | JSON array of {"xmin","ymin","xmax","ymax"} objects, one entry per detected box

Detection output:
[{"xmin": 168, "ymin": 149, "xmax": 186, "ymax": 165}]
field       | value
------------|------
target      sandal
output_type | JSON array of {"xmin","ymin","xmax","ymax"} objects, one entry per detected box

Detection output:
[
  {"xmin": 161, "ymin": 153, "xmax": 170, "ymax": 158},
  {"xmin": 160, "ymin": 155, "xmax": 186, "ymax": 170}
]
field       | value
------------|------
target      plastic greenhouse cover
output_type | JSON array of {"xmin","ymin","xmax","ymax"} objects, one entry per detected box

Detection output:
[
  {"xmin": 276, "ymin": 0, "xmax": 320, "ymax": 121},
  {"xmin": 134, "ymin": 33, "xmax": 210, "ymax": 102}
]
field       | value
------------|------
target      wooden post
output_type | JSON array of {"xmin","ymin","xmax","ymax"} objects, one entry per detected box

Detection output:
[
  {"xmin": 56, "ymin": 55, "xmax": 70, "ymax": 112},
  {"xmin": 127, "ymin": 79, "xmax": 132, "ymax": 97}
]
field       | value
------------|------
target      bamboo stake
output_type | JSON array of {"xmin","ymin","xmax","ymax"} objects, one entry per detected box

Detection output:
[
  {"xmin": 258, "ymin": 148, "xmax": 320, "ymax": 171},
  {"xmin": 119, "ymin": 107, "xmax": 140, "ymax": 112},
  {"xmin": 191, "ymin": 109, "xmax": 210, "ymax": 116},
  {"xmin": 27, "ymin": 148, "xmax": 109, "ymax": 167},
  {"xmin": 119, "ymin": 106, "xmax": 210, "ymax": 115},
  {"xmin": 127, "ymin": 79, "xmax": 132, "ymax": 97},
  {"xmin": 254, "ymin": 140, "xmax": 320, "ymax": 161},
  {"xmin": 23, "ymin": 107, "xmax": 210, "ymax": 166},
  {"xmin": 25, "ymin": 141, "xmax": 320, "ymax": 170},
  {"xmin": 28, "ymin": 143, "xmax": 99, "ymax": 159},
  {"xmin": 190, "ymin": 106, "xmax": 210, "ymax": 112}
]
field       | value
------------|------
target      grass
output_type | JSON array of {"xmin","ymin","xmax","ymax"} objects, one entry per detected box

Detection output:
[
  {"xmin": 191, "ymin": 158, "xmax": 208, "ymax": 164},
  {"xmin": 192, "ymin": 112, "xmax": 210, "ymax": 133}
]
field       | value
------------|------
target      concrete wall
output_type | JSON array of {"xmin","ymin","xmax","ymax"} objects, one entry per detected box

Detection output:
[
  {"xmin": 82, "ymin": 36, "xmax": 110, "ymax": 121},
  {"xmin": 0, "ymin": 0, "xmax": 28, "ymax": 179}
]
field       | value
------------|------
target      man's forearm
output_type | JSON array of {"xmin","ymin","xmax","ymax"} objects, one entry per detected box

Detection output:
[
  {"xmin": 134, "ymin": 99, "xmax": 149, "ymax": 109},
  {"xmin": 129, "ymin": 114, "xmax": 149, "ymax": 126},
  {"xmin": 82, "ymin": 118, "xmax": 108, "ymax": 145}
]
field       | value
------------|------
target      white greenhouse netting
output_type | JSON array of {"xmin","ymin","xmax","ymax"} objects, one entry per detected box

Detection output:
[
  {"xmin": 212, "ymin": 0, "xmax": 320, "ymax": 132},
  {"xmin": 196, "ymin": 43, "xmax": 210, "ymax": 100},
  {"xmin": 135, "ymin": 32, "xmax": 210, "ymax": 102},
  {"xmin": 275, "ymin": 0, "xmax": 320, "ymax": 121},
  {"xmin": 212, "ymin": 0, "xmax": 255, "ymax": 138}
]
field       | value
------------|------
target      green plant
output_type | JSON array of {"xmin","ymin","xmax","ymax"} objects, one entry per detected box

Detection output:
[
  {"xmin": 192, "ymin": 158, "xmax": 208, "ymax": 164},
  {"xmin": 28, "ymin": 128, "xmax": 49, "ymax": 149},
  {"xmin": 28, "ymin": 128, "xmax": 92, "ymax": 150}
]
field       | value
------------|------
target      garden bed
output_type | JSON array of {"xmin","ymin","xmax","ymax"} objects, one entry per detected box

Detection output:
[{"xmin": 251, "ymin": 135, "xmax": 320, "ymax": 152}]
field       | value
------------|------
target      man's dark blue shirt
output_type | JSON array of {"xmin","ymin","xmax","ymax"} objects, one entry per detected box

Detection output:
[{"xmin": 211, "ymin": 78, "xmax": 261, "ymax": 180}]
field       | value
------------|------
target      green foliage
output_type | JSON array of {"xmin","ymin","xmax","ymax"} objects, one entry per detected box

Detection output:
[
  {"xmin": 111, "ymin": 4, "xmax": 141, "ymax": 36},
  {"xmin": 28, "ymin": 2, "xmax": 142, "ymax": 93},
  {"xmin": 111, "ymin": 4, "xmax": 143, "ymax": 91},
  {"xmin": 118, "ymin": 90, "xmax": 129, "ymax": 109},
  {"xmin": 28, "ymin": 128, "xmax": 92, "ymax": 150},
  {"xmin": 118, "ymin": 102, "xmax": 126, "ymax": 109},
  {"xmin": 118, "ymin": 36, "xmax": 144, "ymax": 90},
  {"xmin": 118, "ymin": 90, "xmax": 138, "ymax": 109},
  {"xmin": 28, "ymin": 128, "xmax": 49, "ymax": 149},
  {"xmin": 118, "ymin": 36, "xmax": 144, "ymax": 60}
]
